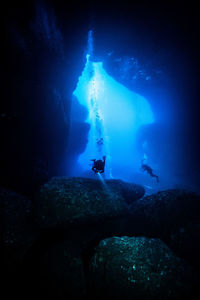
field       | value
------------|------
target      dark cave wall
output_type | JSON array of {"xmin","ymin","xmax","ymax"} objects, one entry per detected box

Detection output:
[{"xmin": 1, "ymin": 1, "xmax": 89, "ymax": 195}]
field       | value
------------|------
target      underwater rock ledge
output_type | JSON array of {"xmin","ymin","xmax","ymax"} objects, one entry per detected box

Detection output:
[{"xmin": 35, "ymin": 177, "xmax": 145, "ymax": 229}]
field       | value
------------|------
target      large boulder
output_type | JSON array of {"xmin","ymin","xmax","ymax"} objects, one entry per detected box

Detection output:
[
  {"xmin": 105, "ymin": 179, "xmax": 145, "ymax": 205},
  {"xmin": 88, "ymin": 236, "xmax": 199, "ymax": 300},
  {"xmin": 129, "ymin": 189, "xmax": 200, "ymax": 238},
  {"xmin": 35, "ymin": 177, "xmax": 144, "ymax": 229}
]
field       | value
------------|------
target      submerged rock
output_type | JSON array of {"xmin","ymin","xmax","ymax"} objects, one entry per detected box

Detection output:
[
  {"xmin": 0, "ymin": 187, "xmax": 38, "ymax": 298},
  {"xmin": 21, "ymin": 238, "xmax": 86, "ymax": 300},
  {"xmin": 1, "ymin": 187, "xmax": 38, "ymax": 254},
  {"xmin": 35, "ymin": 177, "xmax": 144, "ymax": 228},
  {"xmin": 169, "ymin": 223, "xmax": 200, "ymax": 272},
  {"xmin": 129, "ymin": 189, "xmax": 200, "ymax": 238},
  {"xmin": 88, "ymin": 236, "xmax": 198, "ymax": 300},
  {"xmin": 105, "ymin": 179, "xmax": 145, "ymax": 205}
]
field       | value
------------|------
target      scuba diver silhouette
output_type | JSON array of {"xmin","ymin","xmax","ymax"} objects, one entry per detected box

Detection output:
[
  {"xmin": 91, "ymin": 156, "xmax": 106, "ymax": 174},
  {"xmin": 141, "ymin": 159, "xmax": 159, "ymax": 182}
]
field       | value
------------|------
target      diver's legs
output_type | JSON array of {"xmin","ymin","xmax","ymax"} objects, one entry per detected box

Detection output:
[{"xmin": 151, "ymin": 173, "xmax": 159, "ymax": 182}]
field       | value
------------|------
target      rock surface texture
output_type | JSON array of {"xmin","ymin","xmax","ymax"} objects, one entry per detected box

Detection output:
[
  {"xmin": 1, "ymin": 180, "xmax": 200, "ymax": 300},
  {"xmin": 35, "ymin": 177, "xmax": 144, "ymax": 228},
  {"xmin": 88, "ymin": 236, "xmax": 199, "ymax": 300}
]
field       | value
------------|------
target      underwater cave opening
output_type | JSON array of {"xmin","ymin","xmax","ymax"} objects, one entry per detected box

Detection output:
[
  {"xmin": 67, "ymin": 29, "xmax": 200, "ymax": 194},
  {"xmin": 71, "ymin": 31, "xmax": 154, "ymax": 183}
]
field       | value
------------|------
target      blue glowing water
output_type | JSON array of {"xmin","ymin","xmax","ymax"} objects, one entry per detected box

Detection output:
[{"xmin": 73, "ymin": 54, "xmax": 154, "ymax": 180}]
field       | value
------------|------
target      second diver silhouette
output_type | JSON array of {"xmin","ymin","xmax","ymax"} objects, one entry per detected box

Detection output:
[
  {"xmin": 91, "ymin": 156, "xmax": 106, "ymax": 174},
  {"xmin": 141, "ymin": 159, "xmax": 159, "ymax": 182}
]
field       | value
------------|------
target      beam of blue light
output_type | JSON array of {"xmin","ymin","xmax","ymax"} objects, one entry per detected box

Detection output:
[{"xmin": 72, "ymin": 32, "xmax": 154, "ymax": 180}]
